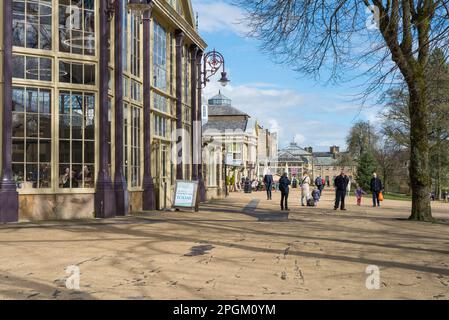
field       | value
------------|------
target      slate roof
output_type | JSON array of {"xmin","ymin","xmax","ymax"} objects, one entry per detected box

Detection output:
[
  {"xmin": 208, "ymin": 105, "xmax": 249, "ymax": 117},
  {"xmin": 313, "ymin": 156, "xmax": 338, "ymax": 166}
]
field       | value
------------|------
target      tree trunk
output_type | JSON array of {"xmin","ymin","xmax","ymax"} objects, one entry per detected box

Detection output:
[{"xmin": 407, "ymin": 82, "xmax": 433, "ymax": 221}]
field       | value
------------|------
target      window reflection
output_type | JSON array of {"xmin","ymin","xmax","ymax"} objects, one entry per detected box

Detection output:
[
  {"xmin": 13, "ymin": 0, "xmax": 52, "ymax": 50},
  {"xmin": 59, "ymin": 90, "xmax": 95, "ymax": 189},
  {"xmin": 58, "ymin": 0, "xmax": 95, "ymax": 55},
  {"xmin": 59, "ymin": 60, "xmax": 96, "ymax": 85},
  {"xmin": 153, "ymin": 21, "xmax": 167, "ymax": 90},
  {"xmin": 12, "ymin": 86, "xmax": 52, "ymax": 189}
]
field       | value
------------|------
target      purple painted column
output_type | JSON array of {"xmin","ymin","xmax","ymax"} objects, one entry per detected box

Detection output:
[
  {"xmin": 190, "ymin": 45, "xmax": 198, "ymax": 181},
  {"xmin": 95, "ymin": 0, "xmax": 116, "ymax": 218},
  {"xmin": 196, "ymin": 50, "xmax": 206, "ymax": 202},
  {"xmin": 142, "ymin": 7, "xmax": 156, "ymax": 210},
  {"xmin": 175, "ymin": 30, "xmax": 184, "ymax": 180},
  {"xmin": 0, "ymin": 0, "xmax": 19, "ymax": 222},
  {"xmin": 113, "ymin": 0, "xmax": 128, "ymax": 216}
]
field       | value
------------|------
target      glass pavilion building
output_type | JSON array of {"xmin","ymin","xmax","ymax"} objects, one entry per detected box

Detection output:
[{"xmin": 0, "ymin": 0, "xmax": 206, "ymax": 221}]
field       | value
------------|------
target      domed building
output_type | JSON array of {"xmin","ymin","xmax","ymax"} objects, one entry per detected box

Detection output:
[{"xmin": 202, "ymin": 91, "xmax": 277, "ymax": 197}]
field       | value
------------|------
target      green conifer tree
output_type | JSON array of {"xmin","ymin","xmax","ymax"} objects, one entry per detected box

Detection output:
[{"xmin": 356, "ymin": 152, "xmax": 378, "ymax": 191}]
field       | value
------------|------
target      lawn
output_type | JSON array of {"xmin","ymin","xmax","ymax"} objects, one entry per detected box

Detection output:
[{"xmin": 382, "ymin": 192, "xmax": 412, "ymax": 201}]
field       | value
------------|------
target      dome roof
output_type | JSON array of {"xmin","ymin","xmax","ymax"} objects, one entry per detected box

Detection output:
[
  {"xmin": 208, "ymin": 90, "xmax": 231, "ymax": 106},
  {"xmin": 282, "ymin": 142, "xmax": 311, "ymax": 157}
]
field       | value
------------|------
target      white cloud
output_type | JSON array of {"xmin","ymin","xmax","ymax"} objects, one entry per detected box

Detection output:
[
  {"xmin": 268, "ymin": 119, "xmax": 280, "ymax": 133},
  {"xmin": 294, "ymin": 133, "xmax": 306, "ymax": 145},
  {"xmin": 193, "ymin": 0, "xmax": 250, "ymax": 35},
  {"xmin": 202, "ymin": 74, "xmax": 358, "ymax": 152}
]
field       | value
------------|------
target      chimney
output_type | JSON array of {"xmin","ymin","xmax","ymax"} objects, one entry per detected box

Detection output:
[{"xmin": 330, "ymin": 145, "xmax": 340, "ymax": 154}]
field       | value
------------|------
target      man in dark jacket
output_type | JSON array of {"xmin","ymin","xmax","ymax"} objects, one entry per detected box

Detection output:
[
  {"xmin": 279, "ymin": 172, "xmax": 291, "ymax": 210},
  {"xmin": 370, "ymin": 172, "xmax": 383, "ymax": 207},
  {"xmin": 334, "ymin": 169, "xmax": 349, "ymax": 210},
  {"xmin": 263, "ymin": 171, "xmax": 274, "ymax": 200}
]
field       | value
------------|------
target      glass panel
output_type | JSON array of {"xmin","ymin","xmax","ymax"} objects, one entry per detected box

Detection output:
[
  {"xmin": 12, "ymin": 113, "xmax": 25, "ymax": 138},
  {"xmin": 59, "ymin": 92, "xmax": 71, "ymax": 139},
  {"xmin": 26, "ymin": 114, "xmax": 39, "ymax": 137},
  {"xmin": 84, "ymin": 94, "xmax": 95, "ymax": 139},
  {"xmin": 12, "ymin": 55, "xmax": 25, "ymax": 79},
  {"xmin": 59, "ymin": 140, "xmax": 71, "ymax": 163},
  {"xmin": 83, "ymin": 165, "xmax": 94, "ymax": 188},
  {"xmin": 59, "ymin": 165, "xmax": 71, "ymax": 188},
  {"xmin": 13, "ymin": 164, "xmax": 25, "ymax": 189},
  {"xmin": 25, "ymin": 88, "xmax": 39, "ymax": 113},
  {"xmin": 72, "ymin": 140, "xmax": 82, "ymax": 163},
  {"xmin": 12, "ymin": 139, "xmax": 25, "ymax": 162},
  {"xmin": 71, "ymin": 63, "xmax": 83, "ymax": 84},
  {"xmin": 84, "ymin": 63, "xmax": 95, "ymax": 85},
  {"xmin": 39, "ymin": 140, "xmax": 51, "ymax": 162},
  {"xmin": 84, "ymin": 141, "xmax": 94, "ymax": 164},
  {"xmin": 39, "ymin": 163, "xmax": 51, "ymax": 188},
  {"xmin": 12, "ymin": 88, "xmax": 25, "ymax": 112},
  {"xmin": 26, "ymin": 139, "xmax": 38, "ymax": 162},
  {"xmin": 72, "ymin": 164, "xmax": 82, "ymax": 188},
  {"xmin": 26, "ymin": 164, "xmax": 39, "ymax": 188},
  {"xmin": 71, "ymin": 94, "xmax": 83, "ymax": 139},
  {"xmin": 39, "ymin": 57, "xmax": 52, "ymax": 81},
  {"xmin": 59, "ymin": 61, "xmax": 71, "ymax": 82}
]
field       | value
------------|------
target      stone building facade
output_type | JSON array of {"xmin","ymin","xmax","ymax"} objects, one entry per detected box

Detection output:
[
  {"xmin": 202, "ymin": 91, "xmax": 277, "ymax": 197},
  {"xmin": 274, "ymin": 143, "xmax": 356, "ymax": 185}
]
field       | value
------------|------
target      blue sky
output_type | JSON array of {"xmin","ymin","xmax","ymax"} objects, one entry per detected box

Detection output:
[{"xmin": 193, "ymin": 0, "xmax": 384, "ymax": 151}]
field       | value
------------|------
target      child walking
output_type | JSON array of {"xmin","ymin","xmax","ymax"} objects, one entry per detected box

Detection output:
[
  {"xmin": 355, "ymin": 185, "xmax": 367, "ymax": 206},
  {"xmin": 311, "ymin": 187, "xmax": 321, "ymax": 206}
]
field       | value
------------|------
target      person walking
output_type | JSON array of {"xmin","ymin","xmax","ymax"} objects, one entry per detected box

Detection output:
[
  {"xmin": 334, "ymin": 169, "xmax": 349, "ymax": 210},
  {"xmin": 279, "ymin": 172, "xmax": 291, "ymax": 210},
  {"xmin": 300, "ymin": 172, "xmax": 311, "ymax": 206},
  {"xmin": 355, "ymin": 185, "xmax": 367, "ymax": 206},
  {"xmin": 263, "ymin": 171, "xmax": 274, "ymax": 200},
  {"xmin": 315, "ymin": 175, "xmax": 323, "ymax": 195},
  {"xmin": 370, "ymin": 172, "xmax": 383, "ymax": 207},
  {"xmin": 312, "ymin": 187, "xmax": 321, "ymax": 206}
]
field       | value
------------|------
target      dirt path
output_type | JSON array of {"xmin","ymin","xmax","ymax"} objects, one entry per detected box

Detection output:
[{"xmin": 0, "ymin": 190, "xmax": 448, "ymax": 299}]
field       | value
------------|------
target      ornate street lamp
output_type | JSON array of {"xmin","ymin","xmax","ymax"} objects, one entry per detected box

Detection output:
[{"xmin": 200, "ymin": 49, "xmax": 230, "ymax": 88}]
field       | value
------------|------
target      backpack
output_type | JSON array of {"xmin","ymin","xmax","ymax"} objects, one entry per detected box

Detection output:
[
  {"xmin": 307, "ymin": 198, "xmax": 315, "ymax": 206},
  {"xmin": 315, "ymin": 177, "xmax": 322, "ymax": 186}
]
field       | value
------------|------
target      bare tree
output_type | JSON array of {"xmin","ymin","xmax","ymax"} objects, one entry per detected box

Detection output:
[{"xmin": 236, "ymin": 0, "xmax": 449, "ymax": 221}]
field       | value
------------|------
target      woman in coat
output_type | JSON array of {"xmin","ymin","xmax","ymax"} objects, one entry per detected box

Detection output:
[{"xmin": 300, "ymin": 172, "xmax": 311, "ymax": 206}]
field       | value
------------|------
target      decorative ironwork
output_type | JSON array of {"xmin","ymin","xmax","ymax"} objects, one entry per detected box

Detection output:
[{"xmin": 200, "ymin": 49, "xmax": 230, "ymax": 88}]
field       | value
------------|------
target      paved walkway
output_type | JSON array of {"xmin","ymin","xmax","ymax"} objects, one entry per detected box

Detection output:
[{"xmin": 0, "ymin": 190, "xmax": 448, "ymax": 299}]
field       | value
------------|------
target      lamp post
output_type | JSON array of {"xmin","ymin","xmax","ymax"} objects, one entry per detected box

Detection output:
[
  {"xmin": 196, "ymin": 49, "xmax": 230, "ymax": 202},
  {"xmin": 199, "ymin": 49, "xmax": 230, "ymax": 88}
]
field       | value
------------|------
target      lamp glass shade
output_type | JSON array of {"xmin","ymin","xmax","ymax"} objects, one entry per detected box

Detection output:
[{"xmin": 218, "ymin": 71, "xmax": 230, "ymax": 87}]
